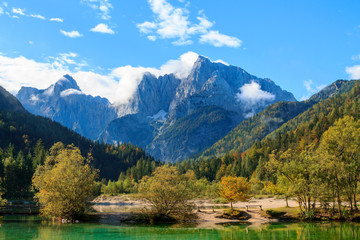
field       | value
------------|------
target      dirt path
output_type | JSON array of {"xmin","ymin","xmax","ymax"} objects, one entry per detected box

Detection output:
[{"xmin": 91, "ymin": 196, "xmax": 295, "ymax": 227}]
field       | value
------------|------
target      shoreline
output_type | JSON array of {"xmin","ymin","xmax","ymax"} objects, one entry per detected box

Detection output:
[{"xmin": 91, "ymin": 196, "xmax": 298, "ymax": 228}]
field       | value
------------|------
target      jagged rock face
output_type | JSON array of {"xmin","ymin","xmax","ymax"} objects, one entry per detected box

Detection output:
[
  {"xmin": 102, "ymin": 56, "xmax": 296, "ymax": 162},
  {"xmin": 147, "ymin": 106, "xmax": 242, "ymax": 162},
  {"xmin": 100, "ymin": 113, "xmax": 155, "ymax": 148},
  {"xmin": 17, "ymin": 75, "xmax": 117, "ymax": 140},
  {"xmin": 116, "ymin": 73, "xmax": 181, "ymax": 117},
  {"xmin": 168, "ymin": 56, "xmax": 295, "ymax": 119}
]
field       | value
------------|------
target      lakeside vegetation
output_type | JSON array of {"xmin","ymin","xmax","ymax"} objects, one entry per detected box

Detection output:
[{"xmin": 1, "ymin": 81, "xmax": 360, "ymax": 224}]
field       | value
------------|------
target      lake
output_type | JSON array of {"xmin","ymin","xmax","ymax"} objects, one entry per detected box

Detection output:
[{"xmin": 0, "ymin": 216, "xmax": 359, "ymax": 240}]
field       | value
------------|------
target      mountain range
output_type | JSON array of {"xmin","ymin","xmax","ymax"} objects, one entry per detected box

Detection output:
[{"xmin": 16, "ymin": 56, "xmax": 295, "ymax": 162}]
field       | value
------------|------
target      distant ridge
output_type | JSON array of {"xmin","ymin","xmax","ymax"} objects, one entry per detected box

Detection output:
[{"xmin": 194, "ymin": 79, "xmax": 357, "ymax": 161}]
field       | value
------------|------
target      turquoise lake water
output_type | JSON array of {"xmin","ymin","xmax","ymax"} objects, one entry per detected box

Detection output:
[{"xmin": 0, "ymin": 216, "xmax": 359, "ymax": 239}]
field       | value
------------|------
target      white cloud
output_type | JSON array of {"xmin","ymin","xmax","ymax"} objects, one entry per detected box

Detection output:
[
  {"xmin": 0, "ymin": 55, "xmax": 69, "ymax": 94},
  {"xmin": 109, "ymin": 52, "xmax": 199, "ymax": 103},
  {"xmin": 200, "ymin": 30, "xmax": 242, "ymax": 48},
  {"xmin": 0, "ymin": 6, "xmax": 3, "ymax": 15},
  {"xmin": 90, "ymin": 23, "xmax": 115, "ymax": 34},
  {"xmin": 236, "ymin": 81, "xmax": 275, "ymax": 118},
  {"xmin": 82, "ymin": 0, "xmax": 113, "ymax": 20},
  {"xmin": 0, "ymin": 51, "xmax": 200, "ymax": 104},
  {"xmin": 29, "ymin": 41, "xmax": 34, "ymax": 45},
  {"xmin": 30, "ymin": 14, "xmax": 45, "ymax": 20},
  {"xmin": 3, "ymin": 2, "xmax": 7, "ymax": 7},
  {"xmin": 300, "ymin": 79, "xmax": 327, "ymax": 101},
  {"xmin": 352, "ymin": 54, "xmax": 360, "ymax": 61},
  {"xmin": 236, "ymin": 81, "xmax": 275, "ymax": 105},
  {"xmin": 50, "ymin": 17, "xmax": 63, "ymax": 22},
  {"xmin": 48, "ymin": 52, "xmax": 88, "ymax": 72},
  {"xmin": 12, "ymin": 7, "xmax": 25, "ymax": 15},
  {"xmin": 304, "ymin": 79, "xmax": 313, "ymax": 93},
  {"xmin": 148, "ymin": 35, "xmax": 157, "ymax": 41},
  {"xmin": 187, "ymin": 14, "xmax": 214, "ymax": 35},
  {"xmin": 172, "ymin": 39, "xmax": 193, "ymax": 46},
  {"xmin": 159, "ymin": 51, "xmax": 198, "ymax": 79},
  {"xmin": 214, "ymin": 59, "xmax": 229, "ymax": 66},
  {"xmin": 60, "ymin": 88, "xmax": 84, "ymax": 97},
  {"xmin": 346, "ymin": 65, "xmax": 360, "ymax": 79},
  {"xmin": 138, "ymin": 0, "xmax": 240, "ymax": 48},
  {"xmin": 137, "ymin": 21, "xmax": 157, "ymax": 34},
  {"xmin": 60, "ymin": 30, "xmax": 83, "ymax": 38},
  {"xmin": 111, "ymin": 66, "xmax": 159, "ymax": 103}
]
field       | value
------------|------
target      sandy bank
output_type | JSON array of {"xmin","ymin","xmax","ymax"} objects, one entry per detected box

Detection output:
[{"xmin": 91, "ymin": 196, "xmax": 297, "ymax": 227}]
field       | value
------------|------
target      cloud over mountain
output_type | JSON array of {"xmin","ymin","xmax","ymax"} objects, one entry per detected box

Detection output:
[{"xmin": 0, "ymin": 51, "xmax": 199, "ymax": 104}]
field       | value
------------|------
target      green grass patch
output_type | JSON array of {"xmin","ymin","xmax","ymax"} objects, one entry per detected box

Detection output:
[
  {"xmin": 262, "ymin": 207, "xmax": 301, "ymax": 220},
  {"xmin": 216, "ymin": 209, "xmax": 251, "ymax": 220}
]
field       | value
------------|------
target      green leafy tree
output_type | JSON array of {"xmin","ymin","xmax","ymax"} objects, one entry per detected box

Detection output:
[
  {"xmin": 267, "ymin": 147, "xmax": 321, "ymax": 217},
  {"xmin": 32, "ymin": 142, "xmax": 98, "ymax": 221},
  {"xmin": 264, "ymin": 176, "xmax": 294, "ymax": 207}
]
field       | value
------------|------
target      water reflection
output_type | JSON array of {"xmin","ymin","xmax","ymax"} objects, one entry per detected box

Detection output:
[{"xmin": 0, "ymin": 216, "xmax": 360, "ymax": 240}]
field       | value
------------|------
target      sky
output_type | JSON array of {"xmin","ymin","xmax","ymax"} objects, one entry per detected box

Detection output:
[{"xmin": 0, "ymin": 0, "xmax": 360, "ymax": 102}]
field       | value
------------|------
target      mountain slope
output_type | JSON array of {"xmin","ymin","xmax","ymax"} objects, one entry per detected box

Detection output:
[
  {"xmin": 0, "ymin": 85, "xmax": 156, "ymax": 180},
  {"xmin": 17, "ymin": 75, "xmax": 118, "ymax": 140},
  {"xmin": 195, "ymin": 79, "xmax": 355, "ymax": 160},
  {"xmin": 101, "ymin": 56, "xmax": 296, "ymax": 162},
  {"xmin": 176, "ymin": 79, "xmax": 360, "ymax": 181},
  {"xmin": 147, "ymin": 106, "xmax": 241, "ymax": 162},
  {"xmin": 0, "ymin": 86, "xmax": 27, "ymax": 113}
]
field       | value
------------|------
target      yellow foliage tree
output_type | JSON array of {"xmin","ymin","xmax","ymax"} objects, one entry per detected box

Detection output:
[
  {"xmin": 218, "ymin": 176, "xmax": 250, "ymax": 209},
  {"xmin": 32, "ymin": 142, "xmax": 98, "ymax": 221}
]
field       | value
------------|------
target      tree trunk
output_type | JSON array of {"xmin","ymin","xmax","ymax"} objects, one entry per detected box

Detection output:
[
  {"xmin": 354, "ymin": 181, "xmax": 358, "ymax": 211},
  {"xmin": 298, "ymin": 199, "xmax": 305, "ymax": 215},
  {"xmin": 285, "ymin": 197, "xmax": 289, "ymax": 207},
  {"xmin": 231, "ymin": 201, "xmax": 233, "ymax": 210},
  {"xmin": 348, "ymin": 193, "xmax": 353, "ymax": 213},
  {"xmin": 312, "ymin": 198, "xmax": 316, "ymax": 209},
  {"xmin": 337, "ymin": 194, "xmax": 342, "ymax": 218}
]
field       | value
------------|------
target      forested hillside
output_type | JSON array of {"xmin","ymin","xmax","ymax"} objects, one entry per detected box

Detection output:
[
  {"xmin": 193, "ymin": 80, "xmax": 355, "ymax": 161},
  {"xmin": 177, "ymin": 80, "xmax": 360, "ymax": 182},
  {"xmin": 0, "ymin": 87, "xmax": 159, "ymax": 199}
]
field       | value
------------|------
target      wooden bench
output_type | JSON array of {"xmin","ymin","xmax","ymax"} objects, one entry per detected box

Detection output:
[{"xmin": 246, "ymin": 205, "xmax": 263, "ymax": 211}]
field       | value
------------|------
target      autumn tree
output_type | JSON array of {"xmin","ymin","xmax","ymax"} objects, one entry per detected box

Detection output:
[
  {"xmin": 218, "ymin": 176, "xmax": 250, "ymax": 209},
  {"xmin": 32, "ymin": 142, "xmax": 98, "ymax": 221},
  {"xmin": 318, "ymin": 116, "xmax": 360, "ymax": 213},
  {"xmin": 138, "ymin": 165, "xmax": 197, "ymax": 220}
]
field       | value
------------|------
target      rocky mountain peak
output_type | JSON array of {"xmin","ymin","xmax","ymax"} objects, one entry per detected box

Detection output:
[
  {"xmin": 51, "ymin": 74, "xmax": 81, "ymax": 95},
  {"xmin": 16, "ymin": 75, "xmax": 118, "ymax": 140}
]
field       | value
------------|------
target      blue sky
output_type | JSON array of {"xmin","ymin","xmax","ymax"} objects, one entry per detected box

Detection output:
[{"xmin": 0, "ymin": 0, "xmax": 360, "ymax": 102}]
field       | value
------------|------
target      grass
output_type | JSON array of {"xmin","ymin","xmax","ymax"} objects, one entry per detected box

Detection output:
[
  {"xmin": 261, "ymin": 206, "xmax": 301, "ymax": 220},
  {"xmin": 216, "ymin": 208, "xmax": 251, "ymax": 220}
]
